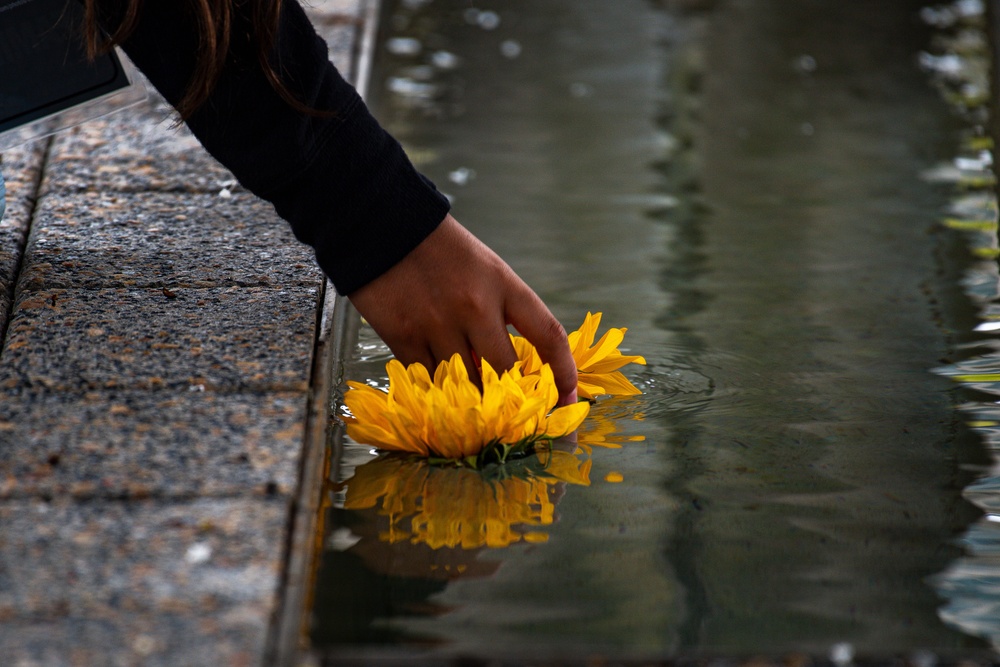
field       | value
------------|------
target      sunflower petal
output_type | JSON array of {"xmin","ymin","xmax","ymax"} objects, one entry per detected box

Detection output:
[
  {"xmin": 580, "ymin": 370, "xmax": 643, "ymax": 397},
  {"xmin": 575, "ymin": 327, "xmax": 625, "ymax": 371},
  {"xmin": 544, "ymin": 401, "xmax": 591, "ymax": 437}
]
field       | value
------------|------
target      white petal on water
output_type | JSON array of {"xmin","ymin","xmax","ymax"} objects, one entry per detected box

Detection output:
[
  {"xmin": 500, "ymin": 39, "xmax": 522, "ymax": 59},
  {"xmin": 918, "ymin": 52, "xmax": 964, "ymax": 77},
  {"xmin": 955, "ymin": 154, "xmax": 992, "ymax": 170},
  {"xmin": 793, "ymin": 54, "xmax": 817, "ymax": 73},
  {"xmin": 920, "ymin": 162, "xmax": 965, "ymax": 183},
  {"xmin": 386, "ymin": 37, "xmax": 422, "ymax": 56},
  {"xmin": 431, "ymin": 50, "xmax": 460, "ymax": 69},
  {"xmin": 955, "ymin": 0, "xmax": 985, "ymax": 18},
  {"xmin": 448, "ymin": 167, "xmax": 475, "ymax": 185},
  {"xmin": 920, "ymin": 6, "xmax": 957, "ymax": 27},
  {"xmin": 328, "ymin": 527, "xmax": 362, "ymax": 551},
  {"xmin": 477, "ymin": 10, "xmax": 500, "ymax": 30},
  {"xmin": 830, "ymin": 642, "xmax": 854, "ymax": 666},
  {"xmin": 387, "ymin": 77, "xmax": 436, "ymax": 98},
  {"xmin": 184, "ymin": 542, "xmax": 212, "ymax": 565}
]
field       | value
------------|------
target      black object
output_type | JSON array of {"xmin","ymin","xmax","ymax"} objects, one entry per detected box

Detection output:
[{"xmin": 0, "ymin": 0, "xmax": 132, "ymax": 134}]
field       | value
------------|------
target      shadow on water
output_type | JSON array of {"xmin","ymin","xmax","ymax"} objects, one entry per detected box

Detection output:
[{"xmin": 310, "ymin": 0, "xmax": 998, "ymax": 659}]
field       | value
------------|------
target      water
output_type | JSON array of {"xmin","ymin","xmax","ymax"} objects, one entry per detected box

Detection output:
[{"xmin": 310, "ymin": 0, "xmax": 997, "ymax": 659}]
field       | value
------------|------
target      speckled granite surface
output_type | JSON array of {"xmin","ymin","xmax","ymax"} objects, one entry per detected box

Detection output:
[
  {"xmin": 21, "ymin": 193, "xmax": 323, "ymax": 290},
  {"xmin": 0, "ymin": 391, "xmax": 307, "ymax": 499},
  {"xmin": 0, "ymin": 1, "xmax": 368, "ymax": 664},
  {"xmin": 0, "ymin": 498, "xmax": 287, "ymax": 666},
  {"xmin": 1, "ymin": 286, "xmax": 318, "ymax": 392},
  {"xmin": 41, "ymin": 101, "xmax": 237, "ymax": 196}
]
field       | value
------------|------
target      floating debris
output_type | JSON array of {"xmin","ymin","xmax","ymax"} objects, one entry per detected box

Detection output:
[
  {"xmin": 500, "ymin": 39, "xmax": 522, "ymax": 59},
  {"xmin": 448, "ymin": 166, "xmax": 475, "ymax": 185},
  {"xmin": 463, "ymin": 8, "xmax": 500, "ymax": 30},
  {"xmin": 431, "ymin": 50, "xmax": 460, "ymax": 69},
  {"xmin": 387, "ymin": 76, "xmax": 436, "ymax": 99},
  {"xmin": 793, "ymin": 54, "xmax": 817, "ymax": 73},
  {"xmin": 386, "ymin": 36, "xmax": 422, "ymax": 56}
]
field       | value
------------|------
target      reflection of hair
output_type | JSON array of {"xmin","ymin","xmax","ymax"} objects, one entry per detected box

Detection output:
[{"xmin": 82, "ymin": 0, "xmax": 317, "ymax": 120}]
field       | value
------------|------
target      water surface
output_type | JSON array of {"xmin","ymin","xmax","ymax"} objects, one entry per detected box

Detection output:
[{"xmin": 311, "ymin": 0, "xmax": 990, "ymax": 658}]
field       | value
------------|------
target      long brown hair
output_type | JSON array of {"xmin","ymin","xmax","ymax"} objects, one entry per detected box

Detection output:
[{"xmin": 82, "ymin": 0, "xmax": 316, "ymax": 120}]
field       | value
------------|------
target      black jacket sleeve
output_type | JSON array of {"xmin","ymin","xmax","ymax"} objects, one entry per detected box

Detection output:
[{"xmin": 100, "ymin": 0, "xmax": 450, "ymax": 295}]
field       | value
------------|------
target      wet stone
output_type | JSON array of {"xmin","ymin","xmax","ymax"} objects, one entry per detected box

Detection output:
[
  {"xmin": 0, "ymin": 497, "xmax": 287, "ymax": 666},
  {"xmin": 0, "ymin": 287, "xmax": 318, "ymax": 393},
  {"xmin": 0, "ymin": 391, "xmax": 306, "ymax": 499},
  {"xmin": 19, "ymin": 191, "xmax": 322, "ymax": 290},
  {"xmin": 43, "ymin": 96, "xmax": 235, "ymax": 195}
]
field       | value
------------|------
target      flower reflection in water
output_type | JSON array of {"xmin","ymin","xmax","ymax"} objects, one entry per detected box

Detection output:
[
  {"xmin": 339, "ymin": 406, "xmax": 644, "ymax": 556},
  {"xmin": 342, "ymin": 446, "xmax": 591, "ymax": 551}
]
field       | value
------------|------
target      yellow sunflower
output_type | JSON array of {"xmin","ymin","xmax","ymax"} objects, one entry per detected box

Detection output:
[
  {"xmin": 342, "ymin": 353, "xmax": 590, "ymax": 464},
  {"xmin": 512, "ymin": 311, "xmax": 647, "ymax": 400}
]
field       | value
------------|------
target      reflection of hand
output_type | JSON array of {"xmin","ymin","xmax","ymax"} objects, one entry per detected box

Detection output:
[{"xmin": 348, "ymin": 214, "xmax": 578, "ymax": 405}]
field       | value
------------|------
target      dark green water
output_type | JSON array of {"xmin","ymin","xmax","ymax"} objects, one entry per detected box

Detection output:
[{"xmin": 311, "ymin": 0, "xmax": 995, "ymax": 659}]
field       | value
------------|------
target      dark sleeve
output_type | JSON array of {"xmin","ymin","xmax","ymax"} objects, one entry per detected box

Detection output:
[{"xmin": 101, "ymin": 0, "xmax": 450, "ymax": 295}]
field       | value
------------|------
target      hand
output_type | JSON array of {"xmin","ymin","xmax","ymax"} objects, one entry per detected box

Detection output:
[{"xmin": 348, "ymin": 214, "xmax": 578, "ymax": 405}]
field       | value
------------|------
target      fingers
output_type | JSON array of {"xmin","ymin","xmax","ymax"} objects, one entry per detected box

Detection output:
[
  {"xmin": 504, "ymin": 283, "xmax": 578, "ymax": 406},
  {"xmin": 429, "ymin": 335, "xmax": 477, "ymax": 384},
  {"xmin": 383, "ymin": 336, "xmax": 435, "ymax": 374},
  {"xmin": 347, "ymin": 213, "xmax": 578, "ymax": 404},
  {"xmin": 467, "ymin": 317, "xmax": 519, "ymax": 375}
]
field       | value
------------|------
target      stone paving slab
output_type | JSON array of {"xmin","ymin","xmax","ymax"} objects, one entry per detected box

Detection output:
[
  {"xmin": 42, "ymin": 97, "xmax": 237, "ymax": 196},
  {"xmin": 19, "ymin": 191, "xmax": 321, "ymax": 291},
  {"xmin": 0, "ymin": 391, "xmax": 306, "ymax": 500},
  {"xmin": 41, "ymin": 0, "xmax": 364, "ymax": 200},
  {"xmin": 0, "ymin": 497, "xmax": 287, "ymax": 666},
  {"xmin": 1, "ymin": 616, "xmax": 263, "ymax": 667},
  {"xmin": 0, "ymin": 2, "xmax": 369, "ymax": 664},
  {"xmin": 1, "ymin": 286, "xmax": 318, "ymax": 393}
]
